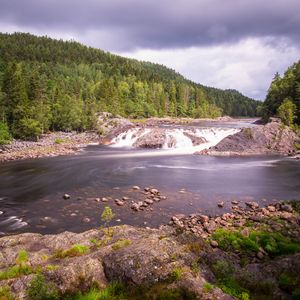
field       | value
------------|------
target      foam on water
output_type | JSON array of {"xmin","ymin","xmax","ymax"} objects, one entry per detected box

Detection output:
[{"xmin": 109, "ymin": 127, "xmax": 240, "ymax": 156}]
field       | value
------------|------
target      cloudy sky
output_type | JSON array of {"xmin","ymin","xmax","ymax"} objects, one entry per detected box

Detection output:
[{"xmin": 0, "ymin": 0, "xmax": 299, "ymax": 100}]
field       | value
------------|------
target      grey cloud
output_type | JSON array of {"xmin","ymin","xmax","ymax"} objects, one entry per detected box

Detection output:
[{"xmin": 0, "ymin": 0, "xmax": 299, "ymax": 51}]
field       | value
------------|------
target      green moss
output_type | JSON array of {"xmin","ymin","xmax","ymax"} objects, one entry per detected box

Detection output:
[
  {"xmin": 212, "ymin": 228, "xmax": 300, "ymax": 257},
  {"xmin": 27, "ymin": 274, "xmax": 60, "ymax": 300},
  {"xmin": 45, "ymin": 265, "xmax": 59, "ymax": 271},
  {"xmin": 111, "ymin": 239, "xmax": 131, "ymax": 251},
  {"xmin": 54, "ymin": 244, "xmax": 89, "ymax": 259}
]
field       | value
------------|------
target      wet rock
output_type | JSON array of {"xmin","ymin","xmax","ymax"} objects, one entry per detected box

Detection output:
[
  {"xmin": 218, "ymin": 201, "xmax": 224, "ymax": 208},
  {"xmin": 63, "ymin": 194, "xmax": 70, "ymax": 200}
]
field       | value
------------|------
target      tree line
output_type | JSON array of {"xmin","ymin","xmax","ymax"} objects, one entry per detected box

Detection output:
[
  {"xmin": 261, "ymin": 60, "xmax": 300, "ymax": 127},
  {"xmin": 0, "ymin": 33, "xmax": 260, "ymax": 141}
]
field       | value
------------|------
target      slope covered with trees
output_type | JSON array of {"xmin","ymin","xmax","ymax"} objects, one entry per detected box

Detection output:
[
  {"xmin": 0, "ymin": 32, "xmax": 259, "ymax": 140},
  {"xmin": 262, "ymin": 60, "xmax": 300, "ymax": 126}
]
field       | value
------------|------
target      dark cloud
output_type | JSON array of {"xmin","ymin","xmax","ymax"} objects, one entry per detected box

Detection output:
[{"xmin": 0, "ymin": 0, "xmax": 299, "ymax": 51}]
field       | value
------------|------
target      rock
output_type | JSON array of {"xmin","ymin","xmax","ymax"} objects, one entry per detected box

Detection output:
[
  {"xmin": 210, "ymin": 240, "xmax": 218, "ymax": 248},
  {"xmin": 232, "ymin": 200, "xmax": 239, "ymax": 205},
  {"xmin": 122, "ymin": 196, "xmax": 129, "ymax": 201},
  {"xmin": 101, "ymin": 197, "xmax": 108, "ymax": 202},
  {"xmin": 267, "ymin": 205, "xmax": 276, "ymax": 212},
  {"xmin": 198, "ymin": 121, "xmax": 299, "ymax": 156},
  {"xmin": 159, "ymin": 195, "xmax": 167, "ymax": 200},
  {"xmin": 115, "ymin": 199, "xmax": 125, "ymax": 206},
  {"xmin": 281, "ymin": 204, "xmax": 293, "ymax": 213},
  {"xmin": 198, "ymin": 215, "xmax": 209, "ymax": 224},
  {"xmin": 153, "ymin": 197, "xmax": 161, "ymax": 202},
  {"xmin": 144, "ymin": 199, "xmax": 154, "ymax": 205},
  {"xmin": 82, "ymin": 217, "xmax": 91, "ymax": 223},
  {"xmin": 241, "ymin": 227, "xmax": 250, "ymax": 237},
  {"xmin": 63, "ymin": 194, "xmax": 70, "ymax": 200},
  {"xmin": 132, "ymin": 186, "xmax": 140, "ymax": 190},
  {"xmin": 245, "ymin": 201, "xmax": 259, "ymax": 209},
  {"xmin": 144, "ymin": 187, "xmax": 150, "ymax": 192},
  {"xmin": 218, "ymin": 201, "xmax": 224, "ymax": 208},
  {"xmin": 257, "ymin": 252, "xmax": 264, "ymax": 259},
  {"xmin": 131, "ymin": 203, "xmax": 140, "ymax": 211},
  {"xmin": 281, "ymin": 212, "xmax": 293, "ymax": 220},
  {"xmin": 94, "ymin": 198, "xmax": 101, "ymax": 202},
  {"xmin": 150, "ymin": 188, "xmax": 158, "ymax": 194}
]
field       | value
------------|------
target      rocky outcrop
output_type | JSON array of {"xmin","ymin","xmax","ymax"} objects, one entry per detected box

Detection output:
[
  {"xmin": 132, "ymin": 128, "xmax": 176, "ymax": 149},
  {"xmin": 0, "ymin": 225, "xmax": 231, "ymax": 299},
  {"xmin": 198, "ymin": 121, "xmax": 299, "ymax": 156}
]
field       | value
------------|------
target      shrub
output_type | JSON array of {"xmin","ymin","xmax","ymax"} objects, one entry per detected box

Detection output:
[
  {"xmin": 0, "ymin": 286, "xmax": 13, "ymax": 300},
  {"xmin": 169, "ymin": 267, "xmax": 183, "ymax": 282},
  {"xmin": 203, "ymin": 282, "xmax": 214, "ymax": 293}
]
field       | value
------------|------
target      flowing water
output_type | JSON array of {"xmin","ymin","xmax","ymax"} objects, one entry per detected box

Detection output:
[{"xmin": 1, "ymin": 120, "xmax": 300, "ymax": 235}]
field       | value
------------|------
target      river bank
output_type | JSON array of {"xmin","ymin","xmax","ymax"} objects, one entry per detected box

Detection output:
[
  {"xmin": 0, "ymin": 132, "xmax": 99, "ymax": 163},
  {"xmin": 0, "ymin": 200, "xmax": 299, "ymax": 299}
]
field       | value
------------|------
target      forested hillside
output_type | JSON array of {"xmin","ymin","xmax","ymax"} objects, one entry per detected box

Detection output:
[
  {"xmin": 0, "ymin": 33, "xmax": 259, "ymax": 140},
  {"xmin": 262, "ymin": 60, "xmax": 300, "ymax": 126}
]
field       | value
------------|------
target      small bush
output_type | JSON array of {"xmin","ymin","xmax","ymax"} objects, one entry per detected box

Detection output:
[
  {"xmin": 26, "ymin": 274, "xmax": 60, "ymax": 300},
  {"xmin": 0, "ymin": 122, "xmax": 11, "ymax": 145}
]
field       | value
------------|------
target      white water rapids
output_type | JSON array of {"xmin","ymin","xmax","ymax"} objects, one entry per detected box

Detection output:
[{"xmin": 110, "ymin": 127, "xmax": 240, "ymax": 155}]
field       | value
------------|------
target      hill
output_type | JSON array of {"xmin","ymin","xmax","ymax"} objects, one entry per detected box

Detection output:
[{"xmin": 0, "ymin": 32, "xmax": 260, "ymax": 139}]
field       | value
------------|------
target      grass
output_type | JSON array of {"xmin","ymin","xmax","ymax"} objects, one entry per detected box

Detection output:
[
  {"xmin": 54, "ymin": 244, "xmax": 89, "ymax": 259},
  {"xmin": 212, "ymin": 228, "xmax": 300, "ymax": 257},
  {"xmin": 212, "ymin": 260, "xmax": 250, "ymax": 300},
  {"xmin": 278, "ymin": 273, "xmax": 299, "ymax": 293},
  {"xmin": 243, "ymin": 128, "xmax": 253, "ymax": 140},
  {"xmin": 111, "ymin": 239, "xmax": 131, "ymax": 251},
  {"xmin": 0, "ymin": 249, "xmax": 33, "ymax": 280},
  {"xmin": 169, "ymin": 267, "xmax": 183, "ymax": 282},
  {"xmin": 27, "ymin": 274, "xmax": 60, "ymax": 300},
  {"xmin": 203, "ymin": 282, "xmax": 214, "ymax": 293},
  {"xmin": 0, "ymin": 286, "xmax": 13, "ymax": 300},
  {"xmin": 54, "ymin": 138, "xmax": 65, "ymax": 144}
]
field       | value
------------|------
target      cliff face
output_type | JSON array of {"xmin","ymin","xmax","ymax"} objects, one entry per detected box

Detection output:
[{"xmin": 199, "ymin": 121, "xmax": 299, "ymax": 156}]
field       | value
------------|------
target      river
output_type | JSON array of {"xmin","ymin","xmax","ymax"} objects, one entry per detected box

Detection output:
[{"xmin": 1, "ymin": 120, "xmax": 300, "ymax": 235}]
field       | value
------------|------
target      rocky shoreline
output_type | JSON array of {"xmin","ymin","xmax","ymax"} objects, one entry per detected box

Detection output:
[
  {"xmin": 0, "ymin": 132, "xmax": 99, "ymax": 163},
  {"xmin": 0, "ymin": 200, "xmax": 299, "ymax": 299}
]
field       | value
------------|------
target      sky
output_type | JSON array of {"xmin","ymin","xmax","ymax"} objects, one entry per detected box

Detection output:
[{"xmin": 0, "ymin": 0, "xmax": 299, "ymax": 100}]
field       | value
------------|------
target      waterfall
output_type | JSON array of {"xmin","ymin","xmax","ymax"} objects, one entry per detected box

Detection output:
[{"xmin": 109, "ymin": 126, "xmax": 240, "ymax": 155}]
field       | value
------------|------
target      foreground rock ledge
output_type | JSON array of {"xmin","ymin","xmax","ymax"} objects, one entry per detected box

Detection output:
[
  {"xmin": 1, "ymin": 200, "xmax": 300, "ymax": 299},
  {"xmin": 0, "ymin": 225, "xmax": 232, "ymax": 299}
]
